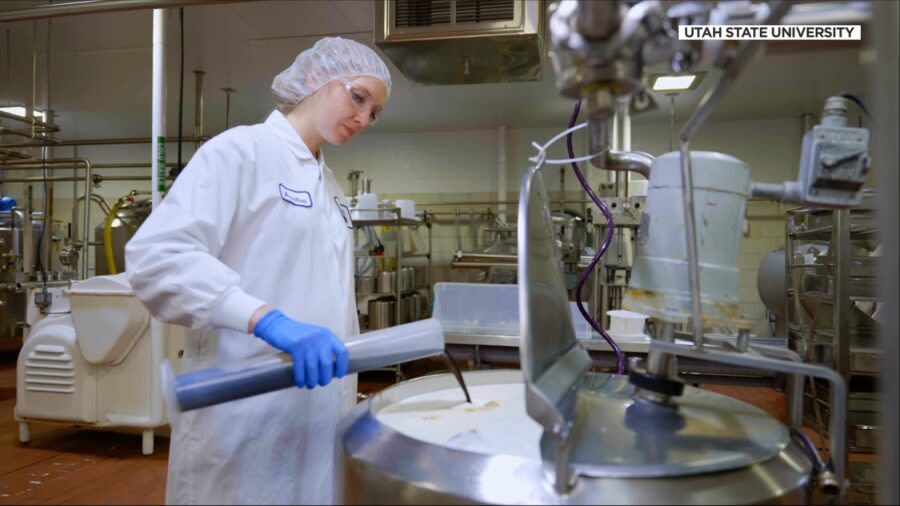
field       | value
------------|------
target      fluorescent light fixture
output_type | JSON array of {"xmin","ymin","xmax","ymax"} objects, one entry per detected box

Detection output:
[
  {"xmin": 648, "ymin": 72, "xmax": 706, "ymax": 93},
  {"xmin": 653, "ymin": 75, "xmax": 696, "ymax": 91},
  {"xmin": 0, "ymin": 106, "xmax": 46, "ymax": 121}
]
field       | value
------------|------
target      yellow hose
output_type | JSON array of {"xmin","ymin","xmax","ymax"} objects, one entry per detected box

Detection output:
[{"xmin": 104, "ymin": 200, "xmax": 125, "ymax": 275}]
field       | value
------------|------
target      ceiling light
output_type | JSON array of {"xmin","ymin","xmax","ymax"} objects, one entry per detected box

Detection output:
[{"xmin": 648, "ymin": 72, "xmax": 706, "ymax": 94}]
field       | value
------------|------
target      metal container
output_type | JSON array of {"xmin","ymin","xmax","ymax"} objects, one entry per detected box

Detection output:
[
  {"xmin": 401, "ymin": 267, "xmax": 416, "ymax": 292},
  {"xmin": 337, "ymin": 370, "xmax": 812, "ymax": 505},
  {"xmin": 398, "ymin": 295, "xmax": 414, "ymax": 324},
  {"xmin": 409, "ymin": 292, "xmax": 423, "ymax": 322},
  {"xmin": 355, "ymin": 275, "xmax": 375, "ymax": 296},
  {"xmin": 94, "ymin": 197, "xmax": 152, "ymax": 276},
  {"xmin": 368, "ymin": 297, "xmax": 395, "ymax": 330},
  {"xmin": 397, "ymin": 268, "xmax": 410, "ymax": 293},
  {"xmin": 623, "ymin": 152, "xmax": 751, "ymax": 326},
  {"xmin": 376, "ymin": 271, "xmax": 396, "ymax": 294}
]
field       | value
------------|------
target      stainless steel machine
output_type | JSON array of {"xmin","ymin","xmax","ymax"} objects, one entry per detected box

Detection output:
[{"xmin": 336, "ymin": 1, "xmax": 872, "ymax": 503}]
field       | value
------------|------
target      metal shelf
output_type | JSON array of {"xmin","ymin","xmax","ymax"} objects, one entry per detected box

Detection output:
[
  {"xmin": 361, "ymin": 289, "xmax": 429, "ymax": 298},
  {"xmin": 351, "ymin": 209, "xmax": 425, "ymax": 228},
  {"xmin": 789, "ymin": 225, "xmax": 877, "ymax": 240},
  {"xmin": 355, "ymin": 252, "xmax": 429, "ymax": 259}
]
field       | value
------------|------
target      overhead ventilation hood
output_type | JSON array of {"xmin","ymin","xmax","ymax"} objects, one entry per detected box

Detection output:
[{"xmin": 375, "ymin": 0, "xmax": 545, "ymax": 85}]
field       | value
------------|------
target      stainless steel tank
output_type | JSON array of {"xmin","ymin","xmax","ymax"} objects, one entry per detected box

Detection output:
[
  {"xmin": 94, "ymin": 197, "xmax": 151, "ymax": 276},
  {"xmin": 337, "ymin": 369, "xmax": 812, "ymax": 505},
  {"xmin": 0, "ymin": 209, "xmax": 44, "ymax": 339}
]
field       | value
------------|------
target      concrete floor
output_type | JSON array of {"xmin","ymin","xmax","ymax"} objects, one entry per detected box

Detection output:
[{"xmin": 0, "ymin": 353, "xmax": 879, "ymax": 505}]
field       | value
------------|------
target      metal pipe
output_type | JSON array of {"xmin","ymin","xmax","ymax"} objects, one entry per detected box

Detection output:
[
  {"xmin": 0, "ymin": 0, "xmax": 254, "ymax": 23},
  {"xmin": 678, "ymin": 1, "xmax": 793, "ymax": 349},
  {"xmin": 82, "ymin": 159, "xmax": 92, "ymax": 278},
  {"xmin": 193, "ymin": 70, "xmax": 205, "ymax": 142},
  {"xmin": 0, "ymin": 135, "xmax": 210, "ymax": 149},
  {"xmin": 0, "ymin": 148, "xmax": 30, "ymax": 160},
  {"xmin": 0, "ymin": 110, "xmax": 59, "ymax": 131},
  {"xmin": 221, "ymin": 87, "xmax": 236, "ymax": 129},
  {"xmin": 0, "ymin": 126, "xmax": 50, "ymax": 138},
  {"xmin": 15, "ymin": 207, "xmax": 35, "ymax": 276},
  {"xmin": 0, "ymin": 176, "xmax": 84, "ymax": 183},
  {"xmin": 71, "ymin": 194, "xmax": 111, "ymax": 250},
  {"xmin": 0, "ymin": 158, "xmax": 93, "ymax": 168},
  {"xmin": 453, "ymin": 252, "xmax": 517, "ymax": 262},
  {"xmin": 605, "ymin": 150, "xmax": 653, "ymax": 178},
  {"xmin": 449, "ymin": 261, "xmax": 517, "ymax": 270},
  {"xmin": 497, "ymin": 125, "xmax": 507, "ymax": 222}
]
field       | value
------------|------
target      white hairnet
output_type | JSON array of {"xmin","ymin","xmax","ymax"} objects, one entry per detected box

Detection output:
[{"xmin": 272, "ymin": 37, "xmax": 392, "ymax": 113}]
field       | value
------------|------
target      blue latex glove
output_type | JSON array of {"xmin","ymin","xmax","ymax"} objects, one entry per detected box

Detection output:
[{"xmin": 252, "ymin": 309, "xmax": 349, "ymax": 389}]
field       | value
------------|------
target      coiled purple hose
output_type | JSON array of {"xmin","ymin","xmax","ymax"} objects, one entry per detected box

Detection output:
[{"xmin": 566, "ymin": 100, "xmax": 625, "ymax": 374}]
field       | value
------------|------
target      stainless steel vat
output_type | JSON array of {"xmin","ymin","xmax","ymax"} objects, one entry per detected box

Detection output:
[
  {"xmin": 337, "ymin": 370, "xmax": 812, "ymax": 505},
  {"xmin": 94, "ymin": 197, "xmax": 151, "ymax": 276}
]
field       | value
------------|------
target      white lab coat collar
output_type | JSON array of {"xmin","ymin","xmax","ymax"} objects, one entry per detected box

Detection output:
[{"xmin": 264, "ymin": 110, "xmax": 327, "ymax": 173}]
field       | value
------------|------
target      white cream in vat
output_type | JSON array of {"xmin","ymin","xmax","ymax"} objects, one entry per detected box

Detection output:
[{"xmin": 375, "ymin": 381, "xmax": 543, "ymax": 461}]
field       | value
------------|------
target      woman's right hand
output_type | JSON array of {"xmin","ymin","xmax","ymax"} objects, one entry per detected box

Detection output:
[{"xmin": 252, "ymin": 309, "xmax": 349, "ymax": 389}]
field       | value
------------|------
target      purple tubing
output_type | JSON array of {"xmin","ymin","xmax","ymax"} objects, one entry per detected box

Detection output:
[
  {"xmin": 566, "ymin": 100, "xmax": 625, "ymax": 374},
  {"xmin": 790, "ymin": 427, "xmax": 829, "ymax": 470}
]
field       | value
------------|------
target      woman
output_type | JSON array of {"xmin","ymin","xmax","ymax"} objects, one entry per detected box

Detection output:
[{"xmin": 125, "ymin": 37, "xmax": 391, "ymax": 504}]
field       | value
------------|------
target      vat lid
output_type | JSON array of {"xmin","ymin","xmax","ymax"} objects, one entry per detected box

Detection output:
[{"xmin": 542, "ymin": 374, "xmax": 790, "ymax": 479}]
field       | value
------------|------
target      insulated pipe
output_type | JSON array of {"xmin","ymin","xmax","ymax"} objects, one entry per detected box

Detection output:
[
  {"xmin": 677, "ymin": 0, "xmax": 793, "ymax": 349},
  {"xmin": 0, "ymin": 0, "xmax": 254, "ymax": 23},
  {"xmin": 148, "ymin": 8, "xmax": 168, "ymax": 437},
  {"xmin": 151, "ymin": 9, "xmax": 166, "ymax": 209}
]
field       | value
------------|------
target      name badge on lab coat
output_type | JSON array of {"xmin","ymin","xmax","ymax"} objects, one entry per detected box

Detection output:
[{"xmin": 279, "ymin": 184, "xmax": 312, "ymax": 208}]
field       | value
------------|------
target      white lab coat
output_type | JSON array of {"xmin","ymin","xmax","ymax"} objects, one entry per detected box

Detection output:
[{"xmin": 125, "ymin": 110, "xmax": 359, "ymax": 505}]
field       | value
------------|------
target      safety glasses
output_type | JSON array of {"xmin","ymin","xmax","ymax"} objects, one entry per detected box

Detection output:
[{"xmin": 338, "ymin": 78, "xmax": 382, "ymax": 125}]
